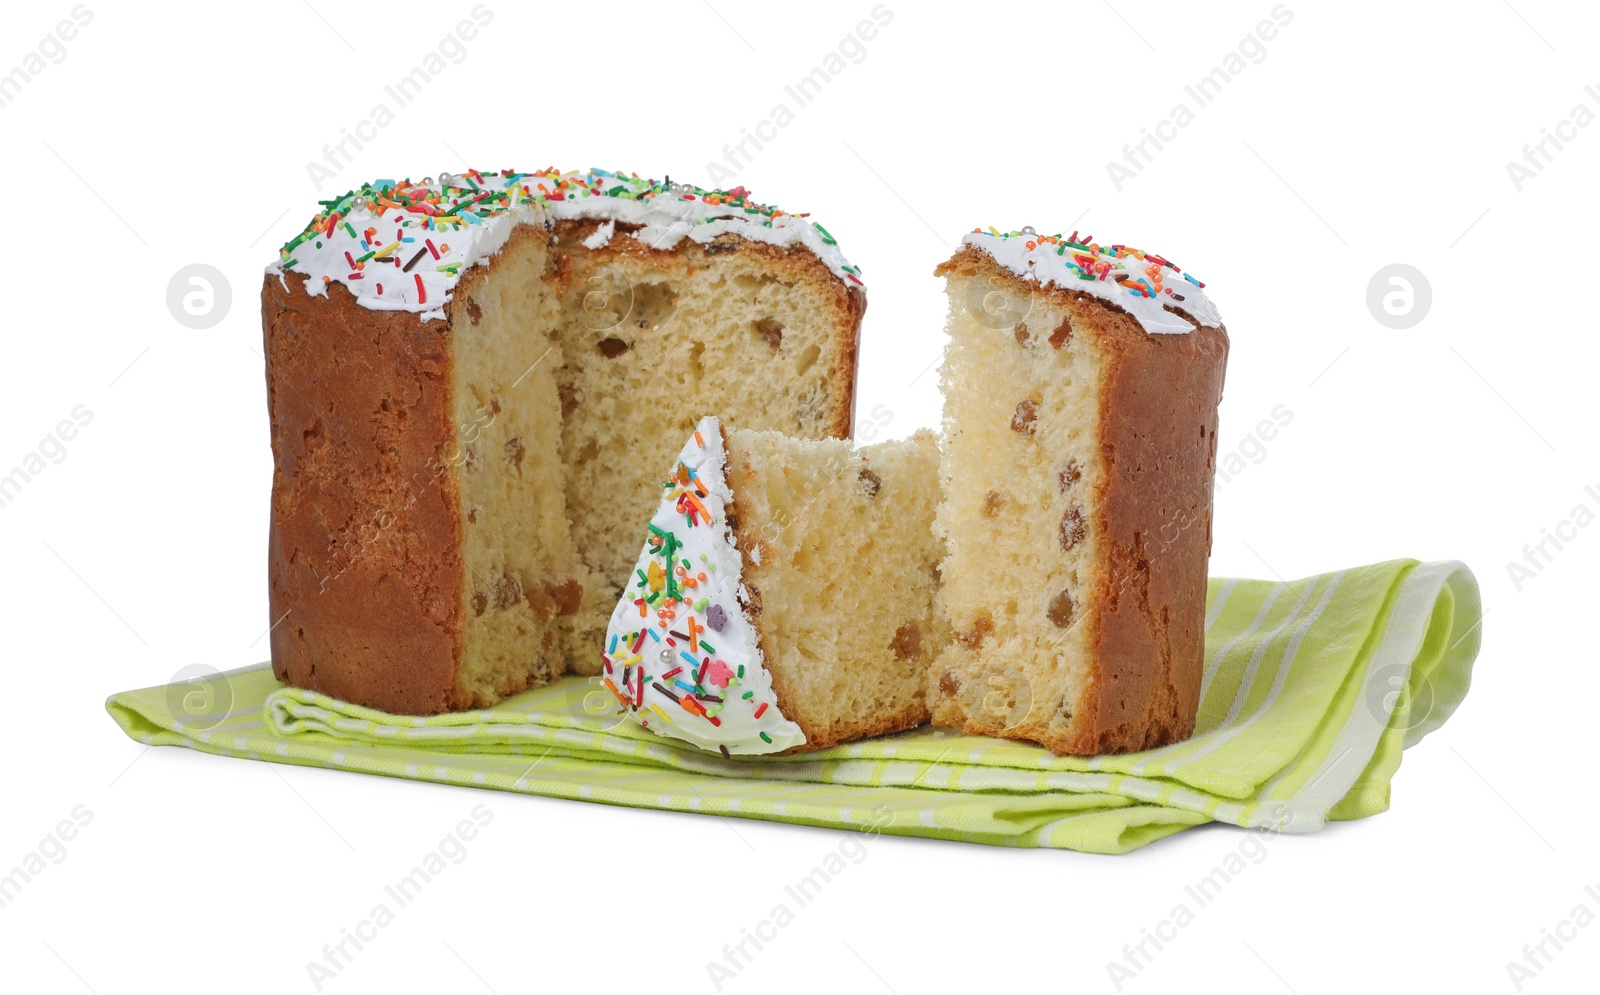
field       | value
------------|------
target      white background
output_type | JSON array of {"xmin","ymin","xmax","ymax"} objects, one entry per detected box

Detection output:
[{"xmin": 1, "ymin": 1, "xmax": 1595, "ymax": 992}]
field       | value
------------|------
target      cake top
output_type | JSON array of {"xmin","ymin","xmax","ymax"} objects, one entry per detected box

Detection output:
[
  {"xmin": 268, "ymin": 168, "xmax": 865, "ymax": 321},
  {"xmin": 599, "ymin": 416, "xmax": 805, "ymax": 756},
  {"xmin": 961, "ymin": 227, "xmax": 1222, "ymax": 335}
]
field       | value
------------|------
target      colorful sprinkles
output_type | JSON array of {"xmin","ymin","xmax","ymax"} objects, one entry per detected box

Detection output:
[
  {"xmin": 961, "ymin": 227, "xmax": 1221, "ymax": 335},
  {"xmin": 272, "ymin": 168, "xmax": 863, "ymax": 318},
  {"xmin": 600, "ymin": 416, "xmax": 804, "ymax": 755}
]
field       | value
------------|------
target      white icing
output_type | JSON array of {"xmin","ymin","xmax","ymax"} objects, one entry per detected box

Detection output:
[
  {"xmin": 266, "ymin": 169, "xmax": 863, "ymax": 322},
  {"xmin": 961, "ymin": 229, "xmax": 1222, "ymax": 335},
  {"xmin": 600, "ymin": 416, "xmax": 805, "ymax": 755},
  {"xmin": 581, "ymin": 219, "xmax": 615, "ymax": 250}
]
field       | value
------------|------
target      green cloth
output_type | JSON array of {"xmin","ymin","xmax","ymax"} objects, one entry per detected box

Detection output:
[{"xmin": 105, "ymin": 559, "xmax": 1479, "ymax": 854}]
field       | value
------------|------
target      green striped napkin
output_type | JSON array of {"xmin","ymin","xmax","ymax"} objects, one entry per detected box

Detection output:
[{"xmin": 105, "ymin": 559, "xmax": 1479, "ymax": 854}]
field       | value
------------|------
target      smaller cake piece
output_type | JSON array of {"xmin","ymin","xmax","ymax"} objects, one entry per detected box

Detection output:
[
  {"xmin": 930, "ymin": 229, "xmax": 1228, "ymax": 756},
  {"xmin": 601, "ymin": 416, "xmax": 944, "ymax": 755}
]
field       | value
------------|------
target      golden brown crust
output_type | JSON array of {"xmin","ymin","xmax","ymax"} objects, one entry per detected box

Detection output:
[
  {"xmin": 933, "ymin": 247, "xmax": 1228, "ymax": 755},
  {"xmin": 262, "ymin": 274, "xmax": 464, "ymax": 714},
  {"xmin": 263, "ymin": 220, "xmax": 863, "ymax": 714},
  {"xmin": 1076, "ymin": 300, "xmax": 1227, "ymax": 753},
  {"xmin": 830, "ymin": 282, "xmax": 866, "ymax": 440}
]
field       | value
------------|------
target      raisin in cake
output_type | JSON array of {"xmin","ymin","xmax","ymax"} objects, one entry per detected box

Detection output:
[
  {"xmin": 929, "ymin": 229, "xmax": 1228, "ymax": 755},
  {"xmin": 263, "ymin": 169, "xmax": 864, "ymax": 714},
  {"xmin": 601, "ymin": 417, "xmax": 944, "ymax": 754}
]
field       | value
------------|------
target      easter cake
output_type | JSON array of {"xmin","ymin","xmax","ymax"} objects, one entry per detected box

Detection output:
[{"xmin": 262, "ymin": 169, "xmax": 864, "ymax": 714}]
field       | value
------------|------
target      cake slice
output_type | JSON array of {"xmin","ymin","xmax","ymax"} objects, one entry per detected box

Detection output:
[
  {"xmin": 601, "ymin": 417, "xmax": 943, "ymax": 754},
  {"xmin": 929, "ymin": 229, "xmax": 1229, "ymax": 755}
]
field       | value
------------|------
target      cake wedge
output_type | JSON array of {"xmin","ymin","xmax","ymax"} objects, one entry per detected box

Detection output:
[{"xmin": 600, "ymin": 417, "xmax": 944, "ymax": 755}]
